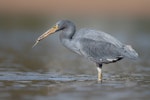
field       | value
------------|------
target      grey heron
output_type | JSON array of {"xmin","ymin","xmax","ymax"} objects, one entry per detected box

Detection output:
[{"xmin": 33, "ymin": 20, "xmax": 138, "ymax": 82}]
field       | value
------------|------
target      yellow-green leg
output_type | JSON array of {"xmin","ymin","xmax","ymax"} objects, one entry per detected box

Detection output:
[{"xmin": 96, "ymin": 63, "xmax": 103, "ymax": 82}]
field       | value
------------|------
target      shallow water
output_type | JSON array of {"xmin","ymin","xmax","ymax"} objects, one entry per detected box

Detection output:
[
  {"xmin": 0, "ymin": 71, "xmax": 149, "ymax": 100},
  {"xmin": 0, "ymin": 18, "xmax": 150, "ymax": 100}
]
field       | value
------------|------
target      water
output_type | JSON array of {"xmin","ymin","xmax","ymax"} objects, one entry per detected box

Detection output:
[
  {"xmin": 0, "ymin": 17, "xmax": 150, "ymax": 100},
  {"xmin": 0, "ymin": 71, "xmax": 149, "ymax": 100}
]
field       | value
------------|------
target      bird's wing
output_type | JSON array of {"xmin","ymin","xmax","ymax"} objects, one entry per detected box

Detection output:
[
  {"xmin": 78, "ymin": 38, "xmax": 123, "ymax": 63},
  {"xmin": 73, "ymin": 28, "xmax": 138, "ymax": 61}
]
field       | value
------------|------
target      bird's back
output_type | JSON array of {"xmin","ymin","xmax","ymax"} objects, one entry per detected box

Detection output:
[{"xmin": 73, "ymin": 28, "xmax": 123, "ymax": 47}]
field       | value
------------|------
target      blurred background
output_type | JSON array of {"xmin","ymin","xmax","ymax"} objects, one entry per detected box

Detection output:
[{"xmin": 0, "ymin": 0, "xmax": 150, "ymax": 100}]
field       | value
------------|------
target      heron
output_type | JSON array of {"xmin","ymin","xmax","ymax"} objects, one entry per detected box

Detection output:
[{"xmin": 33, "ymin": 20, "xmax": 138, "ymax": 82}]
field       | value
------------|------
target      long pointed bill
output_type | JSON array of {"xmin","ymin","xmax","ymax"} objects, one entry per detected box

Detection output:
[{"xmin": 32, "ymin": 25, "xmax": 59, "ymax": 48}]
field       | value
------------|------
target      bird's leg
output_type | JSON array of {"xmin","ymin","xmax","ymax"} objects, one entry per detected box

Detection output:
[{"xmin": 96, "ymin": 63, "xmax": 103, "ymax": 82}]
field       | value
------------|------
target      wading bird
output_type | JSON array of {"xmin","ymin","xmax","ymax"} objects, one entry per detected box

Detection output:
[{"xmin": 33, "ymin": 20, "xmax": 138, "ymax": 82}]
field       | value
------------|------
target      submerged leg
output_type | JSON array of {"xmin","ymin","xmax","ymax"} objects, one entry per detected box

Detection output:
[{"xmin": 96, "ymin": 63, "xmax": 103, "ymax": 82}]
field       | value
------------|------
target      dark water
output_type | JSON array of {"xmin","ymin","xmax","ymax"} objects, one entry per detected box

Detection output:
[{"xmin": 0, "ymin": 17, "xmax": 150, "ymax": 100}]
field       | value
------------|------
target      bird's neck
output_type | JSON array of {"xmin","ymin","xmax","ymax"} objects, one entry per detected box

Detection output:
[{"xmin": 59, "ymin": 24, "xmax": 77, "ymax": 51}]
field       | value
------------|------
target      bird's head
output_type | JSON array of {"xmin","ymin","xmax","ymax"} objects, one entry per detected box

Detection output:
[{"xmin": 32, "ymin": 20, "xmax": 67, "ymax": 48}]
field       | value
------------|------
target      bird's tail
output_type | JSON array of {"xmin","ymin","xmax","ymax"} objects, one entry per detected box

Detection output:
[{"xmin": 123, "ymin": 45, "xmax": 138, "ymax": 59}]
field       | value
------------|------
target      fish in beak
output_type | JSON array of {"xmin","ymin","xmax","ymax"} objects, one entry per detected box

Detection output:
[{"xmin": 32, "ymin": 25, "xmax": 59, "ymax": 48}]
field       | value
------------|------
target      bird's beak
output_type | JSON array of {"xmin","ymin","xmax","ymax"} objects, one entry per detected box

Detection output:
[{"xmin": 32, "ymin": 25, "xmax": 59, "ymax": 48}]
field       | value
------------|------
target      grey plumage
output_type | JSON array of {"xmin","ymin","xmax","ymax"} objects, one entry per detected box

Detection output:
[
  {"xmin": 33, "ymin": 20, "xmax": 138, "ymax": 81},
  {"xmin": 58, "ymin": 21, "xmax": 138, "ymax": 64}
]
